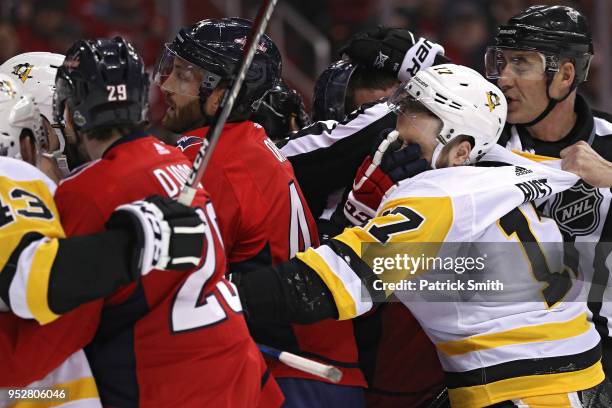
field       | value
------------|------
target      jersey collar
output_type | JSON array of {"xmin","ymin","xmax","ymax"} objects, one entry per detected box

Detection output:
[
  {"xmin": 184, "ymin": 121, "xmax": 248, "ymax": 139},
  {"xmin": 500, "ymin": 94, "xmax": 593, "ymax": 156},
  {"xmin": 102, "ymin": 130, "xmax": 150, "ymax": 158}
]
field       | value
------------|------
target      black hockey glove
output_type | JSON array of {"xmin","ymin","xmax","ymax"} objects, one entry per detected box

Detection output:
[
  {"xmin": 288, "ymin": 88, "xmax": 312, "ymax": 130},
  {"xmin": 106, "ymin": 195, "xmax": 205, "ymax": 278},
  {"xmin": 340, "ymin": 26, "xmax": 445, "ymax": 82}
]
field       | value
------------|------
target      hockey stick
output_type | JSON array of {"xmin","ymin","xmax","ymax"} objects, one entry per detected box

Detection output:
[
  {"xmin": 257, "ymin": 344, "xmax": 343, "ymax": 383},
  {"xmin": 425, "ymin": 387, "xmax": 449, "ymax": 408},
  {"xmin": 178, "ymin": 0, "xmax": 279, "ymax": 205}
]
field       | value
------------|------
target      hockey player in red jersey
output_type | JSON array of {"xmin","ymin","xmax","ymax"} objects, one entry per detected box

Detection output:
[
  {"xmin": 153, "ymin": 17, "xmax": 367, "ymax": 406},
  {"xmin": 1, "ymin": 36, "xmax": 283, "ymax": 408}
]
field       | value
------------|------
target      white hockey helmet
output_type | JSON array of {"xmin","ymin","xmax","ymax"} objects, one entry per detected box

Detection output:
[
  {"xmin": 0, "ymin": 73, "xmax": 45, "ymax": 160},
  {"xmin": 0, "ymin": 53, "xmax": 68, "ymax": 171},
  {"xmin": 388, "ymin": 64, "xmax": 507, "ymax": 167}
]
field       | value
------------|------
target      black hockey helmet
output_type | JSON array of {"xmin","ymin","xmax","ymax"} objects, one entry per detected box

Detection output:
[
  {"xmin": 312, "ymin": 59, "xmax": 357, "ymax": 122},
  {"xmin": 485, "ymin": 5, "xmax": 593, "ymax": 86},
  {"xmin": 485, "ymin": 5, "xmax": 593, "ymax": 127},
  {"xmin": 252, "ymin": 79, "xmax": 310, "ymax": 140},
  {"xmin": 154, "ymin": 17, "xmax": 282, "ymax": 118},
  {"xmin": 53, "ymin": 36, "xmax": 150, "ymax": 133}
]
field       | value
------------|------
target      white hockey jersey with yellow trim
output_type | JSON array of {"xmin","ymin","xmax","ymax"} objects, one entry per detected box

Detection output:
[
  {"xmin": 0, "ymin": 157, "xmax": 62, "ymax": 323},
  {"xmin": 0, "ymin": 157, "xmax": 101, "ymax": 407},
  {"xmin": 296, "ymin": 146, "xmax": 603, "ymax": 407}
]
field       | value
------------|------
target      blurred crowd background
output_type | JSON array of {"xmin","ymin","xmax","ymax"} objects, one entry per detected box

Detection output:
[{"xmin": 0, "ymin": 0, "xmax": 610, "ymax": 126}]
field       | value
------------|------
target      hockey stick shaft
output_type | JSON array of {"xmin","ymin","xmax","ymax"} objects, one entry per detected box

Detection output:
[
  {"xmin": 257, "ymin": 344, "xmax": 343, "ymax": 383},
  {"xmin": 425, "ymin": 387, "xmax": 449, "ymax": 408},
  {"xmin": 178, "ymin": 0, "xmax": 278, "ymax": 205}
]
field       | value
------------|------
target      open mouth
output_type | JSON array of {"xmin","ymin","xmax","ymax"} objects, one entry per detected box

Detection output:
[{"xmin": 504, "ymin": 95, "xmax": 518, "ymax": 107}]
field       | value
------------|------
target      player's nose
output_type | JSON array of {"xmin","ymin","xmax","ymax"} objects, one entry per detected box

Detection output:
[{"xmin": 496, "ymin": 65, "xmax": 516, "ymax": 91}]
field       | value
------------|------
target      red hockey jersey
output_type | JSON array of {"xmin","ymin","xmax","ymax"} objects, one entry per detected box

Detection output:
[
  {"xmin": 178, "ymin": 122, "xmax": 366, "ymax": 386},
  {"xmin": 1, "ymin": 133, "xmax": 283, "ymax": 407},
  {"xmin": 355, "ymin": 302, "xmax": 444, "ymax": 407}
]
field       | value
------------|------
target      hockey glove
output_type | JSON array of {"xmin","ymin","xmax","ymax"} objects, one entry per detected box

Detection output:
[
  {"xmin": 344, "ymin": 129, "xmax": 429, "ymax": 226},
  {"xmin": 106, "ymin": 195, "xmax": 206, "ymax": 277},
  {"xmin": 340, "ymin": 26, "xmax": 445, "ymax": 82}
]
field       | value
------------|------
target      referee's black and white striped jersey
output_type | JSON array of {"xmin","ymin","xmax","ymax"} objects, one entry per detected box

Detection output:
[
  {"xmin": 279, "ymin": 100, "xmax": 396, "ymax": 218},
  {"xmin": 499, "ymin": 95, "xmax": 612, "ymax": 339},
  {"xmin": 281, "ymin": 93, "xmax": 612, "ymax": 339}
]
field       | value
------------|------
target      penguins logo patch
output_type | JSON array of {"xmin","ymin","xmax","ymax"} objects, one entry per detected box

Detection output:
[
  {"xmin": 11, "ymin": 63, "xmax": 33, "ymax": 83},
  {"xmin": 486, "ymin": 91, "xmax": 501, "ymax": 112}
]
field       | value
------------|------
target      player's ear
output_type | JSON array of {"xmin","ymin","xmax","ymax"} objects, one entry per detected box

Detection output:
[
  {"xmin": 550, "ymin": 60, "xmax": 575, "ymax": 99},
  {"xmin": 449, "ymin": 139, "xmax": 472, "ymax": 167},
  {"xmin": 19, "ymin": 129, "xmax": 37, "ymax": 166}
]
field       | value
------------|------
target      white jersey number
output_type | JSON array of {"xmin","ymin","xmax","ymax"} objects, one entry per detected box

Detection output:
[
  {"xmin": 107, "ymin": 84, "xmax": 127, "ymax": 101},
  {"xmin": 170, "ymin": 203, "xmax": 242, "ymax": 333},
  {"xmin": 288, "ymin": 181, "xmax": 312, "ymax": 258}
]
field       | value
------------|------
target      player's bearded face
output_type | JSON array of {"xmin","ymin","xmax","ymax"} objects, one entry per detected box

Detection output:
[
  {"xmin": 162, "ymin": 91, "xmax": 203, "ymax": 134},
  {"xmin": 62, "ymin": 106, "xmax": 90, "ymax": 168},
  {"xmin": 489, "ymin": 50, "xmax": 550, "ymax": 125},
  {"xmin": 159, "ymin": 58, "xmax": 208, "ymax": 133}
]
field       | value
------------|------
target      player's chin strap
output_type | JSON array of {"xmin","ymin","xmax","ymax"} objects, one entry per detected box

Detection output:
[
  {"xmin": 430, "ymin": 143, "xmax": 444, "ymax": 170},
  {"xmin": 353, "ymin": 130, "xmax": 400, "ymax": 190},
  {"xmin": 41, "ymin": 124, "xmax": 70, "ymax": 177},
  {"xmin": 41, "ymin": 150, "xmax": 70, "ymax": 177},
  {"xmin": 521, "ymin": 78, "xmax": 575, "ymax": 128}
]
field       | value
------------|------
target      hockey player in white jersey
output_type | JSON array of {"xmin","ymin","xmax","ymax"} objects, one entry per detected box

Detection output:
[
  {"xmin": 0, "ymin": 52, "xmax": 69, "ymax": 181},
  {"xmin": 236, "ymin": 64, "xmax": 610, "ymax": 407}
]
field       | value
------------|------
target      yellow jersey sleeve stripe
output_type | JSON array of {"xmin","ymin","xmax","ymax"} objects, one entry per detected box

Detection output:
[
  {"xmin": 437, "ymin": 312, "xmax": 591, "ymax": 357},
  {"xmin": 520, "ymin": 392, "xmax": 576, "ymax": 407},
  {"xmin": 448, "ymin": 360, "xmax": 603, "ymax": 408},
  {"xmin": 296, "ymin": 248, "xmax": 359, "ymax": 320},
  {"xmin": 334, "ymin": 227, "xmax": 371, "ymax": 257},
  {"xmin": 55, "ymin": 376, "xmax": 99, "ymax": 405},
  {"xmin": 27, "ymin": 238, "xmax": 61, "ymax": 324},
  {"xmin": 511, "ymin": 150, "xmax": 559, "ymax": 163}
]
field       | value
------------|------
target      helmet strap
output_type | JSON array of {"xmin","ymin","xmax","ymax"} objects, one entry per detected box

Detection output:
[
  {"xmin": 198, "ymin": 85, "xmax": 213, "ymax": 117},
  {"xmin": 522, "ymin": 75, "xmax": 575, "ymax": 128},
  {"xmin": 196, "ymin": 85, "xmax": 219, "ymax": 129},
  {"xmin": 41, "ymin": 151, "xmax": 70, "ymax": 177},
  {"xmin": 431, "ymin": 142, "xmax": 445, "ymax": 169}
]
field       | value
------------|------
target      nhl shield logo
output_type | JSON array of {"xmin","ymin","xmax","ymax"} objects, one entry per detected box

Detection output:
[{"xmin": 550, "ymin": 181, "xmax": 603, "ymax": 236}]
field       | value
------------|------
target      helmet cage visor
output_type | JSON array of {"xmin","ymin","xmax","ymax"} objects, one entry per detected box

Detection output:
[
  {"xmin": 484, "ymin": 47, "xmax": 556, "ymax": 81},
  {"xmin": 387, "ymin": 86, "xmax": 444, "ymax": 146},
  {"xmin": 153, "ymin": 44, "xmax": 222, "ymax": 97},
  {"xmin": 313, "ymin": 62, "xmax": 356, "ymax": 122},
  {"xmin": 252, "ymin": 85, "xmax": 286, "ymax": 116}
]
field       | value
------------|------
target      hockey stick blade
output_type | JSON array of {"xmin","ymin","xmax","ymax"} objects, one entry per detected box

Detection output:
[
  {"xmin": 258, "ymin": 344, "xmax": 343, "ymax": 383},
  {"xmin": 178, "ymin": 0, "xmax": 279, "ymax": 205}
]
